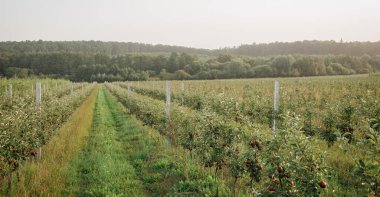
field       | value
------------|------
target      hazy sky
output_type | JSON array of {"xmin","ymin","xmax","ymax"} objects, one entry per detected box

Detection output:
[{"xmin": 1, "ymin": 0, "xmax": 379, "ymax": 49}]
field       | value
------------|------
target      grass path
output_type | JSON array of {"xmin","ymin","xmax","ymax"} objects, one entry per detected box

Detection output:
[
  {"xmin": 65, "ymin": 87, "xmax": 191, "ymax": 196},
  {"xmin": 10, "ymin": 85, "xmax": 99, "ymax": 196},
  {"xmin": 12, "ymin": 86, "xmax": 217, "ymax": 196},
  {"xmin": 64, "ymin": 87, "xmax": 144, "ymax": 196},
  {"xmin": 65, "ymin": 88, "xmax": 213, "ymax": 196}
]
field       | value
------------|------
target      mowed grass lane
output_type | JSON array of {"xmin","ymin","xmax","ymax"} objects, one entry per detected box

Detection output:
[
  {"xmin": 64, "ymin": 87, "xmax": 144, "ymax": 196},
  {"xmin": 65, "ymin": 87, "xmax": 191, "ymax": 196},
  {"xmin": 10, "ymin": 86, "xmax": 99, "ymax": 196}
]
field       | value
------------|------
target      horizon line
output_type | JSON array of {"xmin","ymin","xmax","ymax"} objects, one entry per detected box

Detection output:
[{"xmin": 1, "ymin": 39, "xmax": 380, "ymax": 50}]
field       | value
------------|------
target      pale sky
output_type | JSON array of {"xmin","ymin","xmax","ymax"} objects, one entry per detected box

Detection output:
[{"xmin": 0, "ymin": 0, "xmax": 379, "ymax": 49}]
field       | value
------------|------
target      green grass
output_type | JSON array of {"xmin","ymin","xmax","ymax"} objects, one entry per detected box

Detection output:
[
  {"xmin": 66, "ymin": 87, "xmax": 230, "ymax": 196},
  {"xmin": 64, "ymin": 87, "xmax": 144, "ymax": 196},
  {"xmin": 64, "ymin": 87, "xmax": 214, "ymax": 196},
  {"xmin": 9, "ymin": 85, "xmax": 98, "ymax": 196},
  {"xmin": 10, "ymin": 86, "xmax": 230, "ymax": 196},
  {"xmin": 102, "ymin": 87, "xmax": 233, "ymax": 196}
]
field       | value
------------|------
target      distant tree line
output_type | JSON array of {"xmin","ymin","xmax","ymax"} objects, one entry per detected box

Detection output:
[
  {"xmin": 0, "ymin": 40, "xmax": 212, "ymax": 56},
  {"xmin": 1, "ymin": 51, "xmax": 379, "ymax": 82},
  {"xmin": 1, "ymin": 40, "xmax": 380, "ymax": 56},
  {"xmin": 217, "ymin": 40, "xmax": 380, "ymax": 56}
]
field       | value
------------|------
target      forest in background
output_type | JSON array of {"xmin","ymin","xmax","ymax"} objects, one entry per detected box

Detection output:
[{"xmin": 1, "ymin": 40, "xmax": 380, "ymax": 82}]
